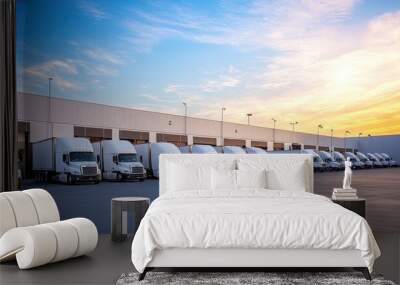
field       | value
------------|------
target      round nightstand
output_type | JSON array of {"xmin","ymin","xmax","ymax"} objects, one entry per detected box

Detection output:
[
  {"xmin": 111, "ymin": 197, "xmax": 150, "ymax": 242},
  {"xmin": 332, "ymin": 198, "xmax": 366, "ymax": 218}
]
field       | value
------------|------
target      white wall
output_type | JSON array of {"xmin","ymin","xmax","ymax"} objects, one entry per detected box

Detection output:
[{"xmin": 18, "ymin": 92, "xmax": 358, "ymax": 149}]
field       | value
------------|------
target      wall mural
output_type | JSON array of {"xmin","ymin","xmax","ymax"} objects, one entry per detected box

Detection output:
[{"xmin": 17, "ymin": 0, "xmax": 400, "ymax": 135}]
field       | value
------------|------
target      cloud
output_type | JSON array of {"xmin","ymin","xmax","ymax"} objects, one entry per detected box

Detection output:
[
  {"xmin": 83, "ymin": 48, "xmax": 123, "ymax": 65},
  {"xmin": 160, "ymin": 4, "xmax": 399, "ymax": 135},
  {"xmin": 123, "ymin": 0, "xmax": 360, "ymax": 52},
  {"xmin": 124, "ymin": 20, "xmax": 183, "ymax": 52},
  {"xmin": 201, "ymin": 66, "xmax": 241, "ymax": 92},
  {"xmin": 79, "ymin": 0, "xmax": 109, "ymax": 20},
  {"xmin": 164, "ymin": 84, "xmax": 182, "ymax": 94},
  {"xmin": 24, "ymin": 60, "xmax": 81, "ymax": 91}
]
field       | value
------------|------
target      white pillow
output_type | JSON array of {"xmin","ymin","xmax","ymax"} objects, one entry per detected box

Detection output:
[
  {"xmin": 211, "ymin": 168, "xmax": 237, "ymax": 191},
  {"xmin": 236, "ymin": 169, "xmax": 267, "ymax": 189},
  {"xmin": 237, "ymin": 159, "xmax": 307, "ymax": 191},
  {"xmin": 167, "ymin": 163, "xmax": 211, "ymax": 191},
  {"xmin": 266, "ymin": 162, "xmax": 306, "ymax": 191}
]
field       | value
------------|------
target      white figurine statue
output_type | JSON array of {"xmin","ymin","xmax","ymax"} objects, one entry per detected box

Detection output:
[{"xmin": 343, "ymin": 157, "xmax": 353, "ymax": 189}]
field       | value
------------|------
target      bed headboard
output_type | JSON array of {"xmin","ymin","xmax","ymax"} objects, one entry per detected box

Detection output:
[{"xmin": 159, "ymin": 154, "xmax": 314, "ymax": 196}]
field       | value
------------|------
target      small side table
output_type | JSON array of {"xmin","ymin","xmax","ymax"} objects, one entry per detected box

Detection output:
[
  {"xmin": 332, "ymin": 198, "xmax": 366, "ymax": 218},
  {"xmin": 111, "ymin": 197, "xmax": 150, "ymax": 242}
]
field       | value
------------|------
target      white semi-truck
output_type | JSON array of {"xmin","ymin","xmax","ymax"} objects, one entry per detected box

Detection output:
[
  {"xmin": 178, "ymin": 144, "xmax": 218, "ymax": 154},
  {"xmin": 245, "ymin": 147, "xmax": 267, "ymax": 154},
  {"xmin": 32, "ymin": 137, "xmax": 101, "ymax": 184},
  {"xmin": 223, "ymin": 146, "xmax": 246, "ymax": 154},
  {"xmin": 135, "ymin": 142, "xmax": 181, "ymax": 177},
  {"xmin": 92, "ymin": 140, "xmax": 146, "ymax": 181}
]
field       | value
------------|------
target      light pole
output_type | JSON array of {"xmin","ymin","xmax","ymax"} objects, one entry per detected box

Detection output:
[
  {"xmin": 246, "ymin": 113, "xmax": 252, "ymax": 126},
  {"xmin": 344, "ymin": 130, "xmax": 351, "ymax": 152},
  {"xmin": 317, "ymin": 124, "xmax": 323, "ymax": 151},
  {"xmin": 221, "ymin": 107, "xmax": 226, "ymax": 146},
  {"xmin": 48, "ymin": 77, "xmax": 53, "ymax": 138},
  {"xmin": 182, "ymin": 102, "xmax": 187, "ymax": 137},
  {"xmin": 357, "ymin": 132, "xmax": 362, "ymax": 152},
  {"xmin": 271, "ymin": 118, "xmax": 277, "ymax": 144},
  {"xmin": 289, "ymin": 121, "xmax": 298, "ymax": 150},
  {"xmin": 330, "ymin": 129, "xmax": 333, "ymax": 153}
]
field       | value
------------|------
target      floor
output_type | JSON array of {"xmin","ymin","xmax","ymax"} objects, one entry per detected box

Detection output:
[
  {"xmin": 1, "ymin": 233, "xmax": 398, "ymax": 285},
  {"xmin": 314, "ymin": 168, "xmax": 400, "ymax": 232},
  {"xmin": 0, "ymin": 235, "xmax": 133, "ymax": 285},
  {"xmin": 1, "ymin": 168, "xmax": 399, "ymax": 284}
]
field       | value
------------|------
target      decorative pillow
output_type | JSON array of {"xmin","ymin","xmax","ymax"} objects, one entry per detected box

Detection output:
[
  {"xmin": 236, "ymin": 169, "xmax": 267, "ymax": 189},
  {"xmin": 167, "ymin": 162, "xmax": 211, "ymax": 191},
  {"xmin": 267, "ymin": 162, "xmax": 306, "ymax": 191},
  {"xmin": 237, "ymin": 158, "xmax": 307, "ymax": 191},
  {"xmin": 211, "ymin": 168, "xmax": 237, "ymax": 191}
]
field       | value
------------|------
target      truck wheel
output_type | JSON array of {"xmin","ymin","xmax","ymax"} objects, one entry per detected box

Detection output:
[{"xmin": 67, "ymin": 174, "xmax": 72, "ymax": 185}]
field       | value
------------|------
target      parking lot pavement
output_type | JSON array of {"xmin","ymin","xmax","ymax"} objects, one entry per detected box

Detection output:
[
  {"xmin": 22, "ymin": 179, "xmax": 160, "ymax": 233},
  {"xmin": 21, "ymin": 167, "xmax": 400, "ymax": 233}
]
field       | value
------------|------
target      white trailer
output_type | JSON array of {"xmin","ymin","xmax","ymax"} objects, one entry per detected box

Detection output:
[
  {"xmin": 135, "ymin": 142, "xmax": 181, "ymax": 177},
  {"xmin": 223, "ymin": 146, "xmax": 246, "ymax": 154},
  {"xmin": 32, "ymin": 137, "xmax": 101, "ymax": 184},
  {"xmin": 179, "ymin": 146, "xmax": 191, "ymax": 153},
  {"xmin": 191, "ymin": 144, "xmax": 217, "ymax": 154},
  {"xmin": 214, "ymin": 146, "xmax": 224, "ymax": 153},
  {"xmin": 92, "ymin": 140, "xmax": 146, "ymax": 181},
  {"xmin": 245, "ymin": 147, "xmax": 267, "ymax": 154}
]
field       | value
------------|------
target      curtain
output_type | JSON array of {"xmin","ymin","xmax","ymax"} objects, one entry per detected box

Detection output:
[{"xmin": 0, "ymin": 0, "xmax": 17, "ymax": 192}]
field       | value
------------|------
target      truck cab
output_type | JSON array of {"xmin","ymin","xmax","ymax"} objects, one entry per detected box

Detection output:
[
  {"xmin": 58, "ymin": 138, "xmax": 101, "ymax": 184},
  {"xmin": 344, "ymin": 152, "xmax": 365, "ymax": 169},
  {"xmin": 317, "ymin": 151, "xmax": 341, "ymax": 171},
  {"xmin": 303, "ymin": 149, "xmax": 326, "ymax": 172},
  {"xmin": 366, "ymin": 153, "xmax": 383, "ymax": 167},
  {"xmin": 380, "ymin": 153, "xmax": 397, "ymax": 167},
  {"xmin": 374, "ymin": 153, "xmax": 389, "ymax": 167},
  {"xmin": 93, "ymin": 140, "xmax": 146, "ymax": 181},
  {"xmin": 332, "ymin": 151, "xmax": 346, "ymax": 169},
  {"xmin": 355, "ymin": 152, "xmax": 373, "ymax": 168}
]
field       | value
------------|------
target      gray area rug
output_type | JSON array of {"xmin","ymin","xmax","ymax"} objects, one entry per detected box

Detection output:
[{"xmin": 117, "ymin": 272, "xmax": 396, "ymax": 285}]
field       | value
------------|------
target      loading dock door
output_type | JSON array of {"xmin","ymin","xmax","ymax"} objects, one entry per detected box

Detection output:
[
  {"xmin": 319, "ymin": 146, "xmax": 330, "ymax": 151},
  {"xmin": 224, "ymin": 138, "xmax": 246, "ymax": 147},
  {"xmin": 120, "ymin": 130, "xmax": 149, "ymax": 144},
  {"xmin": 193, "ymin": 136, "xmax": 217, "ymax": 146},
  {"xmin": 251, "ymin": 140, "xmax": 268, "ymax": 149},
  {"xmin": 273, "ymin": 142, "xmax": 284, "ymax": 151},
  {"xmin": 74, "ymin": 126, "xmax": 112, "ymax": 142},
  {"xmin": 156, "ymin": 133, "xmax": 187, "ymax": 147},
  {"xmin": 304, "ymin": 145, "xmax": 316, "ymax": 150},
  {"xmin": 292, "ymin": 143, "xmax": 302, "ymax": 150}
]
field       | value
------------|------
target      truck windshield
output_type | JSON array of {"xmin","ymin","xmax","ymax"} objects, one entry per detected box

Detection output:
[
  {"xmin": 313, "ymin": 156, "xmax": 322, "ymax": 163},
  {"xmin": 70, "ymin": 152, "xmax": 96, "ymax": 162},
  {"xmin": 118, "ymin": 153, "xmax": 137, "ymax": 162}
]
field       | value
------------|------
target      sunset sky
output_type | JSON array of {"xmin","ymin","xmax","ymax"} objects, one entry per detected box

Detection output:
[{"xmin": 17, "ymin": 0, "xmax": 400, "ymax": 136}]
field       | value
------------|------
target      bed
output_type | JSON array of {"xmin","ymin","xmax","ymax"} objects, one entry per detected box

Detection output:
[{"xmin": 131, "ymin": 154, "xmax": 380, "ymax": 280}]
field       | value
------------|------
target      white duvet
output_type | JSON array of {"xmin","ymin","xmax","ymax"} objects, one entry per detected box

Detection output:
[{"xmin": 131, "ymin": 190, "xmax": 380, "ymax": 273}]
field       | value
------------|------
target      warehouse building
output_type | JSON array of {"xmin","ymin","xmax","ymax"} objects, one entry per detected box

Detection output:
[{"xmin": 18, "ymin": 92, "xmax": 399, "ymax": 178}]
